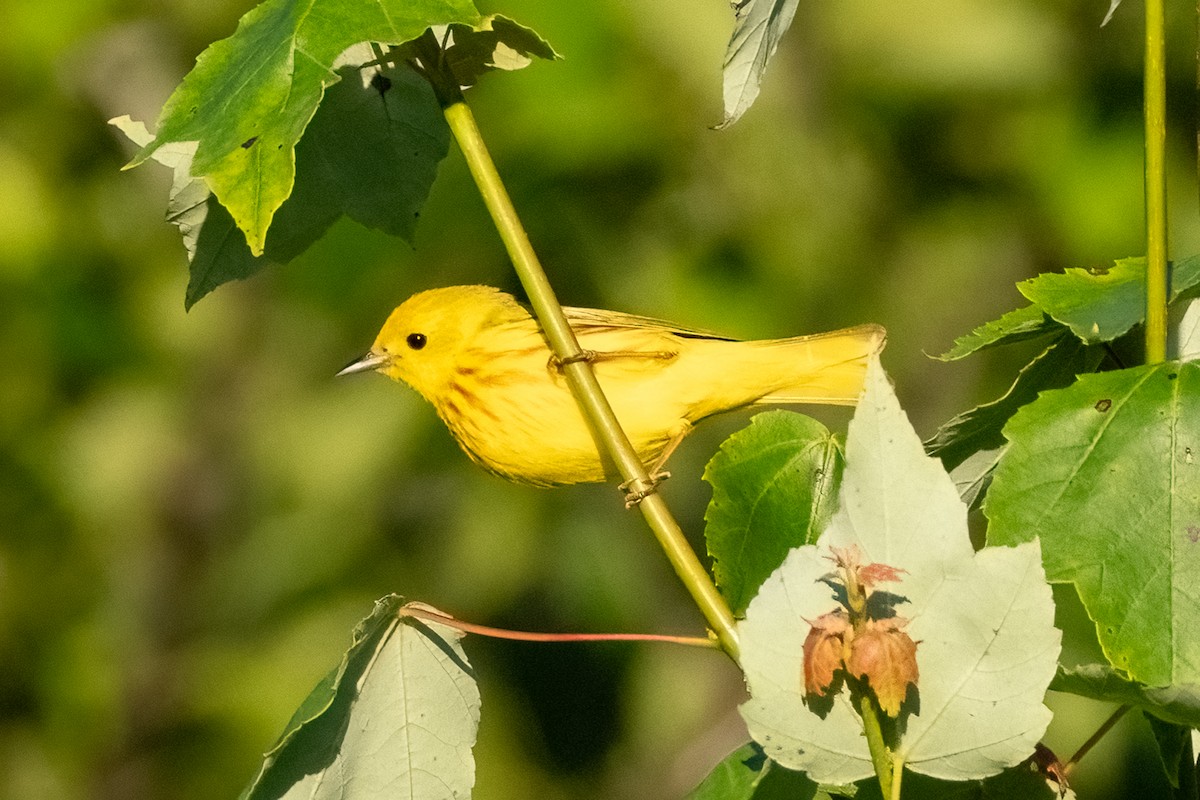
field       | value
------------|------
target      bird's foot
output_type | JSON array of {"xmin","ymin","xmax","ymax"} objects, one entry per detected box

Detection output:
[
  {"xmin": 620, "ymin": 470, "xmax": 671, "ymax": 508},
  {"xmin": 548, "ymin": 349, "xmax": 597, "ymax": 372}
]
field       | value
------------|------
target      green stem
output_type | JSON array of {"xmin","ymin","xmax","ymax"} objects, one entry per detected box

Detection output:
[
  {"xmin": 1145, "ymin": 0, "xmax": 1169, "ymax": 363},
  {"xmin": 1064, "ymin": 704, "xmax": 1130, "ymax": 774},
  {"xmin": 857, "ymin": 689, "xmax": 895, "ymax": 798},
  {"xmin": 416, "ymin": 47, "xmax": 739, "ymax": 661}
]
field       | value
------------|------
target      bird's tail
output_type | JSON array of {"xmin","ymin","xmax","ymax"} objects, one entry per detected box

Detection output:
[{"xmin": 751, "ymin": 323, "xmax": 886, "ymax": 406}]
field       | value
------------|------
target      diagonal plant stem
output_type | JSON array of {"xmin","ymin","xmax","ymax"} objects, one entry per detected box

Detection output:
[
  {"xmin": 409, "ymin": 33, "xmax": 740, "ymax": 660},
  {"xmin": 1145, "ymin": 0, "xmax": 1169, "ymax": 363}
]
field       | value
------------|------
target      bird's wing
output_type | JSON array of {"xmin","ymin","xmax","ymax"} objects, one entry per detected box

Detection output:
[{"xmin": 563, "ymin": 305, "xmax": 737, "ymax": 342}]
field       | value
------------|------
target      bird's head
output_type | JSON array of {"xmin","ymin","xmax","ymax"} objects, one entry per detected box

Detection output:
[{"xmin": 338, "ymin": 285, "xmax": 524, "ymax": 400}]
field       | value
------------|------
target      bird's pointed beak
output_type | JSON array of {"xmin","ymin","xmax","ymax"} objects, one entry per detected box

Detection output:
[{"xmin": 336, "ymin": 350, "xmax": 390, "ymax": 377}]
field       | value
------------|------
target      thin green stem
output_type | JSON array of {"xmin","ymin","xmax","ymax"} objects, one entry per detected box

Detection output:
[
  {"xmin": 857, "ymin": 689, "xmax": 895, "ymax": 798},
  {"xmin": 1145, "ymin": 0, "xmax": 1169, "ymax": 363},
  {"xmin": 1064, "ymin": 704, "xmax": 1131, "ymax": 774},
  {"xmin": 419, "ymin": 59, "xmax": 739, "ymax": 660}
]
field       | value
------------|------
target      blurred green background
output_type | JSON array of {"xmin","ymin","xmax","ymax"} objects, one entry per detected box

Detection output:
[{"xmin": 3, "ymin": 0, "xmax": 1199, "ymax": 797}]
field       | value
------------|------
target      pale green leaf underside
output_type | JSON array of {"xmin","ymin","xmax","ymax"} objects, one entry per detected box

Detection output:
[
  {"xmin": 704, "ymin": 411, "xmax": 843, "ymax": 616},
  {"xmin": 739, "ymin": 359, "xmax": 1059, "ymax": 784},
  {"xmin": 985, "ymin": 363, "xmax": 1200, "ymax": 685},
  {"xmin": 241, "ymin": 596, "xmax": 480, "ymax": 800},
  {"xmin": 719, "ymin": 0, "xmax": 800, "ymax": 129}
]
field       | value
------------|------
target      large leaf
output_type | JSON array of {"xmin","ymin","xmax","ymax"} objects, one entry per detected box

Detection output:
[
  {"xmin": 739, "ymin": 358, "xmax": 1060, "ymax": 784},
  {"xmin": 241, "ymin": 596, "xmax": 480, "ymax": 800},
  {"xmin": 1017, "ymin": 255, "xmax": 1200, "ymax": 344},
  {"xmin": 704, "ymin": 411, "xmax": 843, "ymax": 616},
  {"xmin": 127, "ymin": 0, "xmax": 482, "ymax": 254},
  {"xmin": 986, "ymin": 363, "xmax": 1200, "ymax": 684},
  {"xmin": 116, "ymin": 54, "xmax": 449, "ymax": 308},
  {"xmin": 719, "ymin": 0, "xmax": 800, "ymax": 129}
]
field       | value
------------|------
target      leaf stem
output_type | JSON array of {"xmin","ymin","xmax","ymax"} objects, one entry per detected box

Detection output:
[
  {"xmin": 1064, "ymin": 704, "xmax": 1131, "ymax": 774},
  {"xmin": 1145, "ymin": 0, "xmax": 1169, "ymax": 363},
  {"xmin": 415, "ymin": 41, "xmax": 740, "ymax": 661},
  {"xmin": 403, "ymin": 604, "xmax": 720, "ymax": 648}
]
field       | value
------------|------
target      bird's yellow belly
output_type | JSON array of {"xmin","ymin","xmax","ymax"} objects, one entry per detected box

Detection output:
[{"xmin": 436, "ymin": 373, "xmax": 677, "ymax": 487}]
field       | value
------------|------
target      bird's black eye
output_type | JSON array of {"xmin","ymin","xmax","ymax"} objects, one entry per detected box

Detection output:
[{"xmin": 406, "ymin": 332, "xmax": 427, "ymax": 350}]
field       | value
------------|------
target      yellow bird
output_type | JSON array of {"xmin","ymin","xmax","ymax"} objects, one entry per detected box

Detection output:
[{"xmin": 339, "ymin": 286, "xmax": 884, "ymax": 489}]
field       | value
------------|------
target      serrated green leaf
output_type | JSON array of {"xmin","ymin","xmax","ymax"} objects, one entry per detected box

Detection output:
[
  {"xmin": 718, "ymin": 0, "xmax": 800, "ymax": 129},
  {"xmin": 129, "ymin": 0, "xmax": 481, "ymax": 254},
  {"xmin": 926, "ymin": 334, "xmax": 1100, "ymax": 471},
  {"xmin": 935, "ymin": 304, "xmax": 1057, "ymax": 361},
  {"xmin": 241, "ymin": 596, "xmax": 480, "ymax": 800},
  {"xmin": 1051, "ymin": 663, "xmax": 1200, "ymax": 728},
  {"xmin": 985, "ymin": 363, "xmax": 1200, "ymax": 685},
  {"xmin": 703, "ymin": 411, "xmax": 843, "ymax": 616},
  {"xmin": 116, "ymin": 56, "xmax": 449, "ymax": 308},
  {"xmin": 440, "ymin": 14, "xmax": 560, "ymax": 86},
  {"xmin": 1017, "ymin": 255, "xmax": 1200, "ymax": 344},
  {"xmin": 739, "ymin": 358, "xmax": 1060, "ymax": 784}
]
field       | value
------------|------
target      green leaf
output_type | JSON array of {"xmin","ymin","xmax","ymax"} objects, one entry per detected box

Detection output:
[
  {"xmin": 686, "ymin": 742, "xmax": 834, "ymax": 800},
  {"xmin": 241, "ymin": 596, "xmax": 480, "ymax": 800},
  {"xmin": 1017, "ymin": 255, "xmax": 1200, "ymax": 344},
  {"xmin": 116, "ymin": 56, "xmax": 449, "ymax": 308},
  {"xmin": 440, "ymin": 14, "xmax": 560, "ymax": 87},
  {"xmin": 739, "ymin": 358, "xmax": 1060, "ymax": 784},
  {"xmin": 1051, "ymin": 663, "xmax": 1200, "ymax": 728},
  {"xmin": 926, "ymin": 333, "xmax": 1100, "ymax": 471},
  {"xmin": 947, "ymin": 447, "xmax": 1005, "ymax": 511},
  {"xmin": 1179, "ymin": 298, "xmax": 1200, "ymax": 361},
  {"xmin": 935, "ymin": 304, "xmax": 1057, "ymax": 361},
  {"xmin": 128, "ymin": 0, "xmax": 481, "ymax": 254},
  {"xmin": 985, "ymin": 363, "xmax": 1200, "ymax": 685},
  {"xmin": 1145, "ymin": 715, "xmax": 1191, "ymax": 789},
  {"xmin": 718, "ymin": 0, "xmax": 800, "ymax": 129},
  {"xmin": 704, "ymin": 411, "xmax": 843, "ymax": 616}
]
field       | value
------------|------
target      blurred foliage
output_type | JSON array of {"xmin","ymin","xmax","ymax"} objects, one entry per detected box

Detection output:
[{"xmin": 0, "ymin": 0, "xmax": 1197, "ymax": 797}]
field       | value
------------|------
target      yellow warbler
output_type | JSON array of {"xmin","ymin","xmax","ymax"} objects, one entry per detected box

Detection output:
[{"xmin": 340, "ymin": 286, "xmax": 885, "ymax": 488}]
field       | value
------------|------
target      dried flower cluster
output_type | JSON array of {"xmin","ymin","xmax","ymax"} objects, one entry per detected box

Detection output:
[{"xmin": 802, "ymin": 546, "xmax": 919, "ymax": 716}]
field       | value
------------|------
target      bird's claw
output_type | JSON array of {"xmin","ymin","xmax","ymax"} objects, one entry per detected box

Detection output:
[
  {"xmin": 548, "ymin": 349, "xmax": 597, "ymax": 372},
  {"xmin": 620, "ymin": 470, "xmax": 671, "ymax": 508}
]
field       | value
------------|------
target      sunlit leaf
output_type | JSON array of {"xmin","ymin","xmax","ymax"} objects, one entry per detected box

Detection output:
[
  {"xmin": 704, "ymin": 411, "xmax": 843, "ymax": 616},
  {"xmin": 116, "ymin": 56, "xmax": 449, "ymax": 307},
  {"xmin": 126, "ymin": 0, "xmax": 481, "ymax": 254},
  {"xmin": 986, "ymin": 363, "xmax": 1200, "ymax": 684},
  {"xmin": 1017, "ymin": 255, "xmax": 1200, "ymax": 344},
  {"xmin": 718, "ymin": 0, "xmax": 800, "ymax": 129},
  {"xmin": 934, "ymin": 305, "xmax": 1057, "ymax": 361},
  {"xmin": 739, "ymin": 359, "xmax": 1060, "ymax": 784},
  {"xmin": 241, "ymin": 596, "xmax": 480, "ymax": 800}
]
